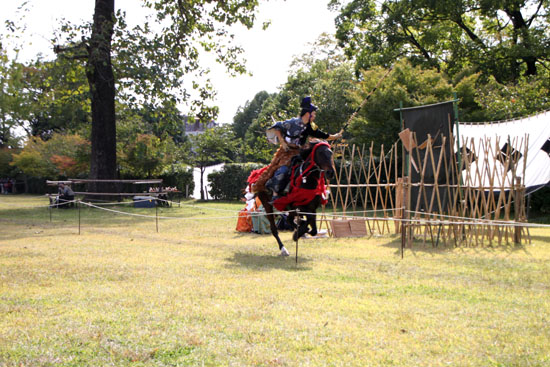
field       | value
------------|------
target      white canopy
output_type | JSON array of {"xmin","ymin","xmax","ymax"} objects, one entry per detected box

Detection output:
[{"xmin": 459, "ymin": 110, "xmax": 550, "ymax": 189}]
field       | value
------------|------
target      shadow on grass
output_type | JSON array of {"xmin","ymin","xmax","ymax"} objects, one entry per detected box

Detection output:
[
  {"xmin": 528, "ymin": 234, "xmax": 550, "ymax": 243},
  {"xmin": 381, "ymin": 235, "xmax": 533, "ymax": 257},
  {"xmin": 225, "ymin": 252, "xmax": 312, "ymax": 271},
  {"xmin": 0, "ymin": 205, "xmax": 203, "ymax": 242}
]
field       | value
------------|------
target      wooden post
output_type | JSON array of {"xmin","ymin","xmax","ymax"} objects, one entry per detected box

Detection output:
[
  {"xmin": 401, "ymin": 176, "xmax": 409, "ymax": 257},
  {"xmin": 514, "ymin": 177, "xmax": 522, "ymax": 245},
  {"xmin": 295, "ymin": 215, "xmax": 301, "ymax": 264},
  {"xmin": 407, "ymin": 139, "xmax": 413, "ymax": 248},
  {"xmin": 156, "ymin": 204, "xmax": 159, "ymax": 233},
  {"xmin": 395, "ymin": 177, "xmax": 403, "ymax": 234}
]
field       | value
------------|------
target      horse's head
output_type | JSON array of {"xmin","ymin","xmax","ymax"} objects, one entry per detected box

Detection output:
[{"xmin": 313, "ymin": 142, "xmax": 335, "ymax": 180}]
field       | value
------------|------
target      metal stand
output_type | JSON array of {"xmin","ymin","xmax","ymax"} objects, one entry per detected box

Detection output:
[
  {"xmin": 295, "ymin": 214, "xmax": 301, "ymax": 264},
  {"xmin": 78, "ymin": 201, "xmax": 81, "ymax": 235},
  {"xmin": 156, "ymin": 204, "xmax": 159, "ymax": 233}
]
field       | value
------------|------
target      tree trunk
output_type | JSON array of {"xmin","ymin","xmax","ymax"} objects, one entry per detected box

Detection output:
[
  {"xmin": 506, "ymin": 8, "xmax": 538, "ymax": 77},
  {"xmin": 87, "ymin": 0, "xmax": 117, "ymax": 195}
]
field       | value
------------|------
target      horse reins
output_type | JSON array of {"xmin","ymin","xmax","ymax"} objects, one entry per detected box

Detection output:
[{"xmin": 292, "ymin": 142, "xmax": 331, "ymax": 188}]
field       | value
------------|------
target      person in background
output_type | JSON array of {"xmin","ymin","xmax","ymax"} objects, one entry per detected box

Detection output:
[{"xmin": 58, "ymin": 183, "xmax": 75, "ymax": 208}]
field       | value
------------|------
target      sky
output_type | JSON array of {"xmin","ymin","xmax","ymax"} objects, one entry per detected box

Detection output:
[{"xmin": 1, "ymin": 0, "xmax": 338, "ymax": 124}]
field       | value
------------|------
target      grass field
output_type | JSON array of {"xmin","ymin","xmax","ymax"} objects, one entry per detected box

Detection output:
[{"xmin": 1, "ymin": 195, "xmax": 550, "ymax": 366}]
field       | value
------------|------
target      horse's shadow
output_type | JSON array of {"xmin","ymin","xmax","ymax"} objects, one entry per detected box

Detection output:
[{"xmin": 225, "ymin": 251, "xmax": 312, "ymax": 271}]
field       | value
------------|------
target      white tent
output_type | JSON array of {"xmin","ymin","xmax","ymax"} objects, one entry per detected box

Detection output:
[{"xmin": 459, "ymin": 110, "xmax": 550, "ymax": 190}]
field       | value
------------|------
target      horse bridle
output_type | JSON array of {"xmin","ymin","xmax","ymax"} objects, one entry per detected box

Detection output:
[{"xmin": 296, "ymin": 142, "xmax": 332, "ymax": 184}]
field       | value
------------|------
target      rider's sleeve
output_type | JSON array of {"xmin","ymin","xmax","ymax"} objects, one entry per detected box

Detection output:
[
  {"xmin": 266, "ymin": 121, "xmax": 285, "ymax": 145},
  {"xmin": 307, "ymin": 124, "xmax": 330, "ymax": 140}
]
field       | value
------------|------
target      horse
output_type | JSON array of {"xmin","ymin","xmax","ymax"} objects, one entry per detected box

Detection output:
[{"xmin": 256, "ymin": 141, "xmax": 335, "ymax": 256}]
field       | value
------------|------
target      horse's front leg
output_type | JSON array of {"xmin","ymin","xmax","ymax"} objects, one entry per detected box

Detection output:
[
  {"xmin": 307, "ymin": 213, "xmax": 318, "ymax": 237},
  {"xmin": 293, "ymin": 213, "xmax": 311, "ymax": 241}
]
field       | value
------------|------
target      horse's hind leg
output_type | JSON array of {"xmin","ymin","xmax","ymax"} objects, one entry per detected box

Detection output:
[
  {"xmin": 257, "ymin": 191, "xmax": 289, "ymax": 256},
  {"xmin": 268, "ymin": 214, "xmax": 285, "ymax": 250}
]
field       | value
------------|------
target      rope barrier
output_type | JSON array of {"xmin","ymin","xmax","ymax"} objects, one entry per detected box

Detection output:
[
  {"xmin": 0, "ymin": 198, "xmax": 79, "ymax": 209},
  {"xmin": 80, "ymin": 201, "xmax": 237, "ymax": 220},
  {"xmin": 405, "ymin": 210, "xmax": 525, "ymax": 225},
  {"xmin": 80, "ymin": 199, "xmax": 550, "ymax": 230},
  {"xmin": 3, "ymin": 196, "xmax": 550, "ymax": 229},
  {"xmin": 0, "ymin": 197, "xmax": 159, "ymax": 209},
  {"xmin": 296, "ymin": 209, "xmax": 550, "ymax": 228},
  {"xmin": 154, "ymin": 197, "xmax": 253, "ymax": 213},
  {"xmin": 78, "ymin": 201, "xmax": 294, "ymax": 221},
  {"xmin": 77, "ymin": 197, "xmax": 158, "ymax": 206}
]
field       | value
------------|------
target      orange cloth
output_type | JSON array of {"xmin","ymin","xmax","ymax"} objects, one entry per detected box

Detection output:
[
  {"xmin": 236, "ymin": 208, "xmax": 253, "ymax": 232},
  {"xmin": 250, "ymin": 146, "xmax": 299, "ymax": 193}
]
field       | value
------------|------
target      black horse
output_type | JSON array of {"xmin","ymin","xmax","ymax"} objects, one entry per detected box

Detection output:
[{"xmin": 257, "ymin": 141, "xmax": 335, "ymax": 256}]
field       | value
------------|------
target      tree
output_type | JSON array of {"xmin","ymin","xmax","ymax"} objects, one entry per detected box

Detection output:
[
  {"xmin": 242, "ymin": 41, "xmax": 358, "ymax": 162},
  {"xmin": 52, "ymin": 0, "xmax": 116, "ymax": 191},
  {"xmin": 346, "ymin": 60, "xmax": 454, "ymax": 152},
  {"xmin": 10, "ymin": 133, "xmax": 90, "ymax": 178},
  {"xmin": 0, "ymin": 147, "xmax": 19, "ymax": 178},
  {"xmin": 0, "ymin": 46, "xmax": 91, "ymax": 146},
  {"xmin": 473, "ymin": 74, "xmax": 550, "ymax": 120},
  {"xmin": 0, "ymin": 47, "xmax": 27, "ymax": 148},
  {"xmin": 119, "ymin": 133, "xmax": 175, "ymax": 178},
  {"xmin": 330, "ymin": 0, "xmax": 550, "ymax": 83},
  {"xmin": 51, "ymin": 0, "xmax": 262, "ymax": 190},
  {"xmin": 22, "ymin": 58, "xmax": 91, "ymax": 140},
  {"xmin": 232, "ymin": 91, "xmax": 271, "ymax": 141},
  {"xmin": 188, "ymin": 126, "xmax": 238, "ymax": 200}
]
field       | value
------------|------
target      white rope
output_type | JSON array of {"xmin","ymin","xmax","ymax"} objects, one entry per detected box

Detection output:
[
  {"xmin": 0, "ymin": 198, "xmax": 78, "ymax": 209},
  {"xmin": 80, "ymin": 201, "xmax": 236, "ymax": 220},
  {"xmin": 296, "ymin": 209, "xmax": 550, "ymax": 228},
  {"xmin": 4, "ymin": 196, "xmax": 550, "ymax": 229},
  {"xmin": 326, "ymin": 208, "xmax": 398, "ymax": 214},
  {"xmin": 154, "ymin": 197, "xmax": 248, "ymax": 212},
  {"xmin": 0, "ymin": 197, "xmax": 156, "ymax": 209},
  {"xmin": 81, "ymin": 197, "xmax": 156, "ymax": 206},
  {"xmin": 406, "ymin": 210, "xmax": 521, "ymax": 225},
  {"xmin": 79, "ymin": 201, "xmax": 294, "ymax": 220}
]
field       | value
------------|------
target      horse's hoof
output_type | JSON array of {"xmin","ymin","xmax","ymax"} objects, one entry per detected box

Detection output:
[{"xmin": 280, "ymin": 247, "xmax": 290, "ymax": 256}]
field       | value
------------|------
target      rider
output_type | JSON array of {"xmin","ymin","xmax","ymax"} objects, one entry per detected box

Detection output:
[{"xmin": 251, "ymin": 96, "xmax": 341, "ymax": 196}]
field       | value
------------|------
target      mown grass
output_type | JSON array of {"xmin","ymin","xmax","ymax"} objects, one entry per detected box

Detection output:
[{"xmin": 1, "ymin": 195, "xmax": 550, "ymax": 366}]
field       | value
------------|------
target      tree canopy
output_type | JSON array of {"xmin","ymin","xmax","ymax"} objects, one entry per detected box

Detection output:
[
  {"xmin": 188, "ymin": 125, "xmax": 238, "ymax": 199},
  {"xmin": 330, "ymin": 0, "xmax": 550, "ymax": 83},
  {"xmin": 49, "ymin": 0, "xmax": 264, "ymax": 183}
]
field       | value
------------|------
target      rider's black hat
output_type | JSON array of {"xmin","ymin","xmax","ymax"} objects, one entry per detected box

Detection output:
[{"xmin": 300, "ymin": 96, "xmax": 318, "ymax": 115}]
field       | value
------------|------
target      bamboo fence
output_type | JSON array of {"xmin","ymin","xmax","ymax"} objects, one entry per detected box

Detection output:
[{"xmin": 322, "ymin": 133, "xmax": 530, "ymax": 247}]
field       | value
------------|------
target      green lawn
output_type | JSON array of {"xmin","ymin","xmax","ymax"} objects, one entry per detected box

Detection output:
[{"xmin": 1, "ymin": 195, "xmax": 550, "ymax": 366}]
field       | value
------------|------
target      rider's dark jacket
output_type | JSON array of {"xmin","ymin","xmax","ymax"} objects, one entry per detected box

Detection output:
[{"xmin": 266, "ymin": 117, "xmax": 329, "ymax": 147}]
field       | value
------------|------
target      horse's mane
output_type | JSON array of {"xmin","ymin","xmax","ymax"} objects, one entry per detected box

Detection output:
[{"xmin": 298, "ymin": 141, "xmax": 324, "ymax": 160}]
